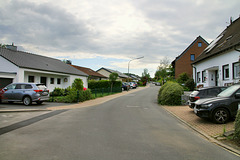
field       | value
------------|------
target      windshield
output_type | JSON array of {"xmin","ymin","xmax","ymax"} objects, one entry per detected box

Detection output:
[{"xmin": 218, "ymin": 85, "xmax": 239, "ymax": 97}]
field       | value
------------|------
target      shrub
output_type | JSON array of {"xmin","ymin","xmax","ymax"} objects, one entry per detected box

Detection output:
[
  {"xmin": 51, "ymin": 87, "xmax": 65, "ymax": 96},
  {"xmin": 185, "ymin": 78, "xmax": 195, "ymax": 91},
  {"xmin": 63, "ymin": 87, "xmax": 92, "ymax": 103},
  {"xmin": 72, "ymin": 78, "xmax": 84, "ymax": 90},
  {"xmin": 234, "ymin": 111, "xmax": 240, "ymax": 144},
  {"xmin": 177, "ymin": 72, "xmax": 190, "ymax": 85},
  {"xmin": 158, "ymin": 82, "xmax": 184, "ymax": 105}
]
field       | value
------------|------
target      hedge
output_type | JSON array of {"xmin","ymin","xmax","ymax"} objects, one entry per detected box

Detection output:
[
  {"xmin": 234, "ymin": 110, "xmax": 240, "ymax": 144},
  {"xmin": 158, "ymin": 81, "xmax": 184, "ymax": 105},
  {"xmin": 88, "ymin": 80, "xmax": 121, "ymax": 89}
]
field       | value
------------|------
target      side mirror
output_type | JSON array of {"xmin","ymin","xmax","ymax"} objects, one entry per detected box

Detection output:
[{"xmin": 235, "ymin": 93, "xmax": 240, "ymax": 99}]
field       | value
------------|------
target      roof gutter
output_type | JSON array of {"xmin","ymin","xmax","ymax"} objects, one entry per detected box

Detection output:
[{"xmin": 234, "ymin": 45, "xmax": 240, "ymax": 52}]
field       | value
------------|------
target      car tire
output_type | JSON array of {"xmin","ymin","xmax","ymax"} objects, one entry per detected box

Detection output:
[
  {"xmin": 23, "ymin": 96, "xmax": 32, "ymax": 106},
  {"xmin": 212, "ymin": 108, "xmax": 229, "ymax": 124}
]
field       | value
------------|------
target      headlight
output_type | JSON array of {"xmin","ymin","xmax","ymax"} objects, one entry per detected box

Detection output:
[{"xmin": 201, "ymin": 103, "xmax": 213, "ymax": 108}]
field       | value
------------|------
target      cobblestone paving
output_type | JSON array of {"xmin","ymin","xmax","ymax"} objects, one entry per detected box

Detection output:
[{"xmin": 163, "ymin": 106, "xmax": 234, "ymax": 137}]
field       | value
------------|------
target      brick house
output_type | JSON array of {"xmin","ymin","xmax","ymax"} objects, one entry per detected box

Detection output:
[{"xmin": 172, "ymin": 36, "xmax": 209, "ymax": 79}]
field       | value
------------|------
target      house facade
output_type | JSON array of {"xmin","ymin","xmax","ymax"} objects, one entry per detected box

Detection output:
[
  {"xmin": 0, "ymin": 47, "xmax": 88, "ymax": 91},
  {"xmin": 192, "ymin": 17, "xmax": 240, "ymax": 87},
  {"xmin": 96, "ymin": 67, "xmax": 128, "ymax": 81},
  {"xmin": 172, "ymin": 36, "xmax": 209, "ymax": 79}
]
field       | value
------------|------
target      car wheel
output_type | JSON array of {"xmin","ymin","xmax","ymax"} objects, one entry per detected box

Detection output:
[
  {"xmin": 36, "ymin": 101, "xmax": 43, "ymax": 105},
  {"xmin": 23, "ymin": 96, "xmax": 32, "ymax": 106},
  {"xmin": 212, "ymin": 108, "xmax": 229, "ymax": 124}
]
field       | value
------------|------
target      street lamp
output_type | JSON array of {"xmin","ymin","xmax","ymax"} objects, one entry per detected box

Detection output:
[{"xmin": 128, "ymin": 56, "xmax": 144, "ymax": 82}]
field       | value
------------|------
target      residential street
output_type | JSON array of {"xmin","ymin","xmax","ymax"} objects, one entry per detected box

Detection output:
[{"xmin": 0, "ymin": 85, "xmax": 239, "ymax": 160}]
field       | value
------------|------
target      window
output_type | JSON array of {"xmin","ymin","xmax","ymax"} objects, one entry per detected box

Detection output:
[
  {"xmin": 202, "ymin": 70, "xmax": 206, "ymax": 82},
  {"xmin": 190, "ymin": 54, "xmax": 195, "ymax": 61},
  {"xmin": 57, "ymin": 78, "xmax": 61, "ymax": 84},
  {"xmin": 223, "ymin": 65, "xmax": 229, "ymax": 80},
  {"xmin": 28, "ymin": 76, "xmax": 34, "ymax": 83},
  {"xmin": 198, "ymin": 42, "xmax": 202, "ymax": 47},
  {"xmin": 197, "ymin": 72, "xmax": 201, "ymax": 83},
  {"xmin": 233, "ymin": 62, "xmax": 240, "ymax": 79},
  {"xmin": 50, "ymin": 78, "xmax": 54, "ymax": 84}
]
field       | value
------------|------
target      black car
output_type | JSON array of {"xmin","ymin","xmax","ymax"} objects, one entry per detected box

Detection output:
[
  {"xmin": 188, "ymin": 86, "xmax": 227, "ymax": 108},
  {"xmin": 122, "ymin": 82, "xmax": 130, "ymax": 91},
  {"xmin": 194, "ymin": 85, "xmax": 240, "ymax": 124}
]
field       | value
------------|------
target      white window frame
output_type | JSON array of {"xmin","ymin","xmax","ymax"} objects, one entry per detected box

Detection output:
[
  {"xmin": 233, "ymin": 62, "xmax": 240, "ymax": 79},
  {"xmin": 223, "ymin": 65, "xmax": 229, "ymax": 80}
]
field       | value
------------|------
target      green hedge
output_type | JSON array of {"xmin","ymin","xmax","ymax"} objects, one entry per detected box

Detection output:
[
  {"xmin": 88, "ymin": 80, "xmax": 121, "ymax": 89},
  {"xmin": 158, "ymin": 82, "xmax": 184, "ymax": 105},
  {"xmin": 234, "ymin": 110, "xmax": 240, "ymax": 144}
]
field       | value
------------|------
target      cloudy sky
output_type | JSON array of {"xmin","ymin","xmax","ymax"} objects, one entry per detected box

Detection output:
[{"xmin": 0, "ymin": 0, "xmax": 239, "ymax": 77}]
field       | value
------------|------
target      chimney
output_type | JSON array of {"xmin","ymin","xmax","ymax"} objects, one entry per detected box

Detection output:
[{"xmin": 6, "ymin": 42, "xmax": 17, "ymax": 51}]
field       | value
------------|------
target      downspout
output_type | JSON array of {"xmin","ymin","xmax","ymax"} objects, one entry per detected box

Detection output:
[{"xmin": 193, "ymin": 65, "xmax": 197, "ymax": 87}]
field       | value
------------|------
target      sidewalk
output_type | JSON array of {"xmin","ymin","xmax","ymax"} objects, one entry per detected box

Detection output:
[{"xmin": 162, "ymin": 105, "xmax": 240, "ymax": 155}]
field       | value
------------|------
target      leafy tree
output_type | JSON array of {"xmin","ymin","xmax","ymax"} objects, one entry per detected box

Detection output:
[
  {"xmin": 109, "ymin": 72, "xmax": 118, "ymax": 92},
  {"xmin": 177, "ymin": 72, "xmax": 190, "ymax": 84},
  {"xmin": 141, "ymin": 68, "xmax": 150, "ymax": 85}
]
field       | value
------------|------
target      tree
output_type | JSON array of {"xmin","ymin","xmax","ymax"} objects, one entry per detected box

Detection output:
[
  {"xmin": 109, "ymin": 72, "xmax": 118, "ymax": 92},
  {"xmin": 72, "ymin": 78, "xmax": 84, "ymax": 90},
  {"xmin": 155, "ymin": 57, "xmax": 174, "ymax": 84},
  {"xmin": 141, "ymin": 68, "xmax": 150, "ymax": 85}
]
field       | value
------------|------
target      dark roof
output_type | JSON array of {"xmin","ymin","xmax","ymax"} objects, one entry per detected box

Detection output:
[
  {"xmin": 96, "ymin": 67, "xmax": 128, "ymax": 78},
  {"xmin": 175, "ymin": 36, "xmax": 209, "ymax": 62},
  {"xmin": 0, "ymin": 48, "xmax": 88, "ymax": 77},
  {"xmin": 193, "ymin": 17, "xmax": 240, "ymax": 64},
  {"xmin": 71, "ymin": 65, "xmax": 107, "ymax": 78}
]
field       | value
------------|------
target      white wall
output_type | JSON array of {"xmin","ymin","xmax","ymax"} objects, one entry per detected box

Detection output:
[{"xmin": 193, "ymin": 49, "xmax": 240, "ymax": 87}]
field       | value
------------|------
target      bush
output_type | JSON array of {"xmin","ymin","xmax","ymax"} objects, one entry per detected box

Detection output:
[
  {"xmin": 63, "ymin": 87, "xmax": 92, "ymax": 103},
  {"xmin": 234, "ymin": 111, "xmax": 240, "ymax": 144},
  {"xmin": 158, "ymin": 82, "xmax": 184, "ymax": 105},
  {"xmin": 72, "ymin": 78, "xmax": 83, "ymax": 90},
  {"xmin": 51, "ymin": 87, "xmax": 65, "ymax": 96},
  {"xmin": 185, "ymin": 78, "xmax": 195, "ymax": 91},
  {"xmin": 177, "ymin": 72, "xmax": 190, "ymax": 85}
]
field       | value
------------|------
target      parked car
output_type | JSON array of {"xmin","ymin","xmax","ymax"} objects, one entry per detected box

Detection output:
[
  {"xmin": 0, "ymin": 83, "xmax": 50, "ymax": 106},
  {"xmin": 122, "ymin": 82, "xmax": 130, "ymax": 91},
  {"xmin": 129, "ymin": 82, "xmax": 137, "ymax": 89},
  {"xmin": 194, "ymin": 84, "xmax": 240, "ymax": 124},
  {"xmin": 155, "ymin": 82, "xmax": 161, "ymax": 86},
  {"xmin": 188, "ymin": 86, "xmax": 227, "ymax": 108}
]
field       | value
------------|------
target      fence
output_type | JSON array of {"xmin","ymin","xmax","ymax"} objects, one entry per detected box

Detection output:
[{"xmin": 91, "ymin": 87, "xmax": 122, "ymax": 98}]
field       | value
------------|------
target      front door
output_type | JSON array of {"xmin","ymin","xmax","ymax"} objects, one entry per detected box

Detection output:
[
  {"xmin": 40, "ymin": 77, "xmax": 47, "ymax": 86},
  {"xmin": 215, "ymin": 70, "xmax": 219, "ymax": 86}
]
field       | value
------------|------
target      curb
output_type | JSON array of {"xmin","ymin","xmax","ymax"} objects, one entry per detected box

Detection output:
[
  {"xmin": 0, "ymin": 109, "xmax": 51, "ymax": 113},
  {"xmin": 161, "ymin": 106, "xmax": 240, "ymax": 156}
]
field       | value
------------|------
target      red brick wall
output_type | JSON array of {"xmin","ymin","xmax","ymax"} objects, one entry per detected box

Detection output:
[{"xmin": 175, "ymin": 39, "xmax": 208, "ymax": 79}]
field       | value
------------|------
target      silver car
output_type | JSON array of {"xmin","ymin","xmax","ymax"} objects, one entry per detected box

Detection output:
[{"xmin": 0, "ymin": 83, "xmax": 49, "ymax": 106}]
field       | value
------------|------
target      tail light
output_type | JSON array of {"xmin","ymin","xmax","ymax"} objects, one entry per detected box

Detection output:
[
  {"xmin": 194, "ymin": 96, "xmax": 200, "ymax": 101},
  {"xmin": 34, "ymin": 90, "xmax": 43, "ymax": 93}
]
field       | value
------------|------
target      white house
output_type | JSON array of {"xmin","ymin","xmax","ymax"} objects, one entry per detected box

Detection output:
[
  {"xmin": 192, "ymin": 17, "xmax": 240, "ymax": 87},
  {"xmin": 96, "ymin": 67, "xmax": 128, "ymax": 81},
  {"xmin": 0, "ymin": 47, "xmax": 88, "ymax": 91}
]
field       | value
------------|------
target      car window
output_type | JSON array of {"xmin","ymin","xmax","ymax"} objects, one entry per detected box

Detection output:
[
  {"xmin": 218, "ymin": 85, "xmax": 240, "ymax": 97},
  {"xmin": 208, "ymin": 88, "xmax": 219, "ymax": 96},
  {"xmin": 25, "ymin": 84, "xmax": 33, "ymax": 89},
  {"xmin": 6, "ymin": 84, "xmax": 16, "ymax": 90},
  {"xmin": 198, "ymin": 90, "xmax": 206, "ymax": 96}
]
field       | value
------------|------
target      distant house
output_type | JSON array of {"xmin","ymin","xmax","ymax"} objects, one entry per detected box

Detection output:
[
  {"xmin": 71, "ymin": 65, "xmax": 107, "ymax": 80},
  {"xmin": 0, "ymin": 47, "xmax": 88, "ymax": 91},
  {"xmin": 192, "ymin": 17, "xmax": 240, "ymax": 87},
  {"xmin": 172, "ymin": 36, "xmax": 209, "ymax": 79},
  {"xmin": 96, "ymin": 67, "xmax": 128, "ymax": 81}
]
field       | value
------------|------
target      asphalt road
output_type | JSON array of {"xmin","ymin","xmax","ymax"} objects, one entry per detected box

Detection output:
[{"xmin": 0, "ymin": 85, "xmax": 239, "ymax": 160}]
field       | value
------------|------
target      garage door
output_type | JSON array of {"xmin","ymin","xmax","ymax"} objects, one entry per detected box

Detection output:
[{"xmin": 0, "ymin": 78, "xmax": 13, "ymax": 89}]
